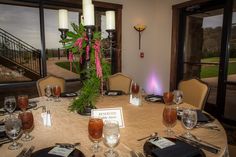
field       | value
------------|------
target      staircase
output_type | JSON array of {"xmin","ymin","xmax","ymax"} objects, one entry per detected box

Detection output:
[{"xmin": 0, "ymin": 28, "xmax": 42, "ymax": 81}]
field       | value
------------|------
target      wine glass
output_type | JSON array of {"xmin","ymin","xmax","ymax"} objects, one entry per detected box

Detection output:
[
  {"xmin": 17, "ymin": 95, "xmax": 29, "ymax": 112},
  {"xmin": 4, "ymin": 96, "xmax": 17, "ymax": 116},
  {"xmin": 173, "ymin": 90, "xmax": 183, "ymax": 109},
  {"xmin": 5, "ymin": 115, "xmax": 22, "ymax": 150},
  {"xmin": 103, "ymin": 120, "xmax": 120, "ymax": 157},
  {"xmin": 45, "ymin": 85, "xmax": 52, "ymax": 101},
  {"xmin": 53, "ymin": 85, "xmax": 61, "ymax": 102},
  {"xmin": 88, "ymin": 116, "xmax": 103, "ymax": 153},
  {"xmin": 163, "ymin": 92, "xmax": 174, "ymax": 105},
  {"xmin": 18, "ymin": 111, "xmax": 34, "ymax": 141},
  {"xmin": 181, "ymin": 109, "xmax": 197, "ymax": 138},
  {"xmin": 131, "ymin": 82, "xmax": 140, "ymax": 98},
  {"xmin": 162, "ymin": 104, "xmax": 177, "ymax": 136}
]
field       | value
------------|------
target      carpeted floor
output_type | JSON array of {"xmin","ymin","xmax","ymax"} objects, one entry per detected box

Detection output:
[{"xmin": 222, "ymin": 123, "xmax": 236, "ymax": 145}]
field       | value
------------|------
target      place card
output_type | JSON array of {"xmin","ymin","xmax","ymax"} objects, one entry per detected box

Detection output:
[
  {"xmin": 149, "ymin": 137, "xmax": 175, "ymax": 149},
  {"xmin": 48, "ymin": 146, "xmax": 74, "ymax": 157},
  {"xmin": 129, "ymin": 95, "xmax": 142, "ymax": 106},
  {"xmin": 91, "ymin": 107, "xmax": 125, "ymax": 128}
]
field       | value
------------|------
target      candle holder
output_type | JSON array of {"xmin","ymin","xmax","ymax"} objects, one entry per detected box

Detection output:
[
  {"xmin": 85, "ymin": 25, "xmax": 95, "ymax": 68},
  {"xmin": 134, "ymin": 24, "xmax": 146, "ymax": 50},
  {"xmin": 58, "ymin": 28, "xmax": 69, "ymax": 44},
  {"xmin": 106, "ymin": 29, "xmax": 116, "ymax": 74}
]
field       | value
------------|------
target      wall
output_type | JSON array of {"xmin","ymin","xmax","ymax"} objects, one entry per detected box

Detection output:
[{"xmin": 97, "ymin": 0, "xmax": 189, "ymax": 94}]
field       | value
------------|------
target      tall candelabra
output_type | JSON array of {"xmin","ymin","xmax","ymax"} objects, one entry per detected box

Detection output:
[{"xmin": 106, "ymin": 29, "xmax": 116, "ymax": 74}]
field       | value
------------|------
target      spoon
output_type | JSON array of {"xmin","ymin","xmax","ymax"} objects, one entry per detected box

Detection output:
[{"xmin": 137, "ymin": 132, "xmax": 158, "ymax": 141}]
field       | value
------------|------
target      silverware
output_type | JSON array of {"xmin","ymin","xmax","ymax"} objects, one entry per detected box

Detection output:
[
  {"xmin": 176, "ymin": 136, "xmax": 220, "ymax": 154},
  {"xmin": 23, "ymin": 146, "xmax": 35, "ymax": 157},
  {"xmin": 189, "ymin": 134, "xmax": 221, "ymax": 150},
  {"xmin": 137, "ymin": 152, "xmax": 145, "ymax": 157},
  {"xmin": 55, "ymin": 142, "xmax": 80, "ymax": 148},
  {"xmin": 130, "ymin": 150, "xmax": 138, "ymax": 157},
  {"xmin": 16, "ymin": 148, "xmax": 27, "ymax": 157},
  {"xmin": 137, "ymin": 132, "xmax": 158, "ymax": 141}
]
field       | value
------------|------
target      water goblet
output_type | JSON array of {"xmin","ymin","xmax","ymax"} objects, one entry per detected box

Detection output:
[
  {"xmin": 5, "ymin": 115, "xmax": 22, "ymax": 150},
  {"xmin": 45, "ymin": 85, "xmax": 52, "ymax": 101},
  {"xmin": 4, "ymin": 96, "xmax": 17, "ymax": 116},
  {"xmin": 162, "ymin": 104, "xmax": 177, "ymax": 136},
  {"xmin": 88, "ymin": 116, "xmax": 103, "ymax": 153},
  {"xmin": 103, "ymin": 120, "xmax": 120, "ymax": 157},
  {"xmin": 173, "ymin": 90, "xmax": 183, "ymax": 109},
  {"xmin": 53, "ymin": 85, "xmax": 61, "ymax": 102},
  {"xmin": 181, "ymin": 109, "xmax": 198, "ymax": 138},
  {"xmin": 163, "ymin": 92, "xmax": 174, "ymax": 105},
  {"xmin": 17, "ymin": 95, "xmax": 29, "ymax": 112},
  {"xmin": 18, "ymin": 111, "xmax": 34, "ymax": 141}
]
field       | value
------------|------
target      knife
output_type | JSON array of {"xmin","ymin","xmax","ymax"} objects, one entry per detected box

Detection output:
[
  {"xmin": 23, "ymin": 146, "xmax": 35, "ymax": 157},
  {"xmin": 176, "ymin": 136, "xmax": 220, "ymax": 154},
  {"xmin": 16, "ymin": 148, "xmax": 27, "ymax": 157}
]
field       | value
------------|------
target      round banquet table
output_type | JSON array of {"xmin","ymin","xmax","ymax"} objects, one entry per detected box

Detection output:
[{"xmin": 0, "ymin": 95, "xmax": 228, "ymax": 157}]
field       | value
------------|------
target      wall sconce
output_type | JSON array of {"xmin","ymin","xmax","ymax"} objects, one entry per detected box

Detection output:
[{"xmin": 134, "ymin": 24, "xmax": 146, "ymax": 50}]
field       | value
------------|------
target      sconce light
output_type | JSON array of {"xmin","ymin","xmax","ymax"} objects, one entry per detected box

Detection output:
[{"xmin": 134, "ymin": 24, "xmax": 146, "ymax": 50}]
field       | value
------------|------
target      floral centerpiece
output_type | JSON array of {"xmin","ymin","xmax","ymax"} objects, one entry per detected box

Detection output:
[{"xmin": 62, "ymin": 23, "xmax": 110, "ymax": 114}]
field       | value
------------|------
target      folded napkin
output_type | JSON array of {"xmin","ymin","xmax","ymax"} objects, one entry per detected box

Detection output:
[
  {"xmin": 151, "ymin": 140, "xmax": 201, "ymax": 157},
  {"xmin": 197, "ymin": 110, "xmax": 210, "ymax": 122}
]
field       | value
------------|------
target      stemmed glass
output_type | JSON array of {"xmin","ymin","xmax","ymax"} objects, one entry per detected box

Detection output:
[
  {"xmin": 18, "ymin": 111, "xmax": 34, "ymax": 141},
  {"xmin": 5, "ymin": 115, "xmax": 22, "ymax": 150},
  {"xmin": 163, "ymin": 92, "xmax": 174, "ymax": 105},
  {"xmin": 162, "ymin": 104, "xmax": 177, "ymax": 136},
  {"xmin": 45, "ymin": 85, "xmax": 52, "ymax": 101},
  {"xmin": 4, "ymin": 96, "xmax": 17, "ymax": 116},
  {"xmin": 88, "ymin": 116, "xmax": 103, "ymax": 153},
  {"xmin": 17, "ymin": 95, "xmax": 29, "ymax": 112},
  {"xmin": 173, "ymin": 90, "xmax": 183, "ymax": 109},
  {"xmin": 103, "ymin": 120, "xmax": 120, "ymax": 157},
  {"xmin": 53, "ymin": 85, "xmax": 61, "ymax": 102},
  {"xmin": 181, "ymin": 109, "xmax": 198, "ymax": 138},
  {"xmin": 131, "ymin": 82, "xmax": 140, "ymax": 98}
]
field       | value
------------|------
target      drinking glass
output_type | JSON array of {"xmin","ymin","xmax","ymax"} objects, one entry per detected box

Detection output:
[
  {"xmin": 88, "ymin": 116, "xmax": 103, "ymax": 153},
  {"xmin": 53, "ymin": 85, "xmax": 61, "ymax": 102},
  {"xmin": 45, "ymin": 85, "xmax": 52, "ymax": 101},
  {"xmin": 4, "ymin": 96, "xmax": 17, "ymax": 116},
  {"xmin": 173, "ymin": 90, "xmax": 183, "ymax": 109},
  {"xmin": 5, "ymin": 115, "xmax": 22, "ymax": 150},
  {"xmin": 103, "ymin": 120, "xmax": 120, "ymax": 157},
  {"xmin": 131, "ymin": 82, "xmax": 140, "ymax": 98},
  {"xmin": 18, "ymin": 111, "xmax": 34, "ymax": 141},
  {"xmin": 162, "ymin": 104, "xmax": 177, "ymax": 136},
  {"xmin": 163, "ymin": 92, "xmax": 174, "ymax": 105},
  {"xmin": 181, "ymin": 109, "xmax": 197, "ymax": 138},
  {"xmin": 17, "ymin": 95, "xmax": 29, "ymax": 112}
]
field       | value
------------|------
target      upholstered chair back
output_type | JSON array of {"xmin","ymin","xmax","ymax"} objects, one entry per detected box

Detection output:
[{"xmin": 108, "ymin": 73, "xmax": 132, "ymax": 94}]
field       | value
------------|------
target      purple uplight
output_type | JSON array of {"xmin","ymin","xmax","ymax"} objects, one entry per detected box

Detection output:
[{"xmin": 145, "ymin": 72, "xmax": 163, "ymax": 95}]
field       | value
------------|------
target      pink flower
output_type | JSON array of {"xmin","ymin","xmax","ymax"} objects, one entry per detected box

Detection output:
[
  {"xmin": 74, "ymin": 38, "xmax": 83, "ymax": 49},
  {"xmin": 86, "ymin": 45, "xmax": 90, "ymax": 60},
  {"xmin": 93, "ymin": 40, "xmax": 103, "ymax": 78},
  {"xmin": 68, "ymin": 52, "xmax": 74, "ymax": 62}
]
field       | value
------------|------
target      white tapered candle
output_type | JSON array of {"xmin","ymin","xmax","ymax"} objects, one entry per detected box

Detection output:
[
  {"xmin": 59, "ymin": 9, "xmax": 68, "ymax": 29},
  {"xmin": 106, "ymin": 11, "xmax": 115, "ymax": 30},
  {"xmin": 83, "ymin": 4, "xmax": 95, "ymax": 26}
]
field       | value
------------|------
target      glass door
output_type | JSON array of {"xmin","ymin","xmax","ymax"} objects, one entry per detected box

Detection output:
[
  {"xmin": 179, "ymin": 7, "xmax": 224, "ymax": 107},
  {"xmin": 224, "ymin": 1, "xmax": 236, "ymax": 121}
]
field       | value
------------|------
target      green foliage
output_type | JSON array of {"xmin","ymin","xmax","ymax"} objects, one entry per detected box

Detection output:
[{"xmin": 62, "ymin": 23, "xmax": 110, "ymax": 113}]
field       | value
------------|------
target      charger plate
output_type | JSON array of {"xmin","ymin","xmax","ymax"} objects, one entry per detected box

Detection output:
[
  {"xmin": 31, "ymin": 147, "xmax": 85, "ymax": 157},
  {"xmin": 143, "ymin": 137, "xmax": 206, "ymax": 157}
]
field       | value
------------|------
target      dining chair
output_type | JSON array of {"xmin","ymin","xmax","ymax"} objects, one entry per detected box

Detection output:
[
  {"xmin": 178, "ymin": 78, "xmax": 210, "ymax": 110},
  {"xmin": 107, "ymin": 72, "xmax": 132, "ymax": 94},
  {"xmin": 36, "ymin": 75, "xmax": 65, "ymax": 96}
]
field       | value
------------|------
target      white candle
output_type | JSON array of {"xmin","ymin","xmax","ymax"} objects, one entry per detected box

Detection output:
[
  {"xmin": 82, "ymin": 0, "xmax": 92, "ymax": 5},
  {"xmin": 83, "ymin": 4, "xmax": 95, "ymax": 26},
  {"xmin": 106, "ymin": 11, "xmax": 115, "ymax": 30},
  {"xmin": 59, "ymin": 9, "xmax": 68, "ymax": 29}
]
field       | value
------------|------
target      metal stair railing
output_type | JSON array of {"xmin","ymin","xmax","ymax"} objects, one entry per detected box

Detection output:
[{"xmin": 0, "ymin": 27, "xmax": 42, "ymax": 77}]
